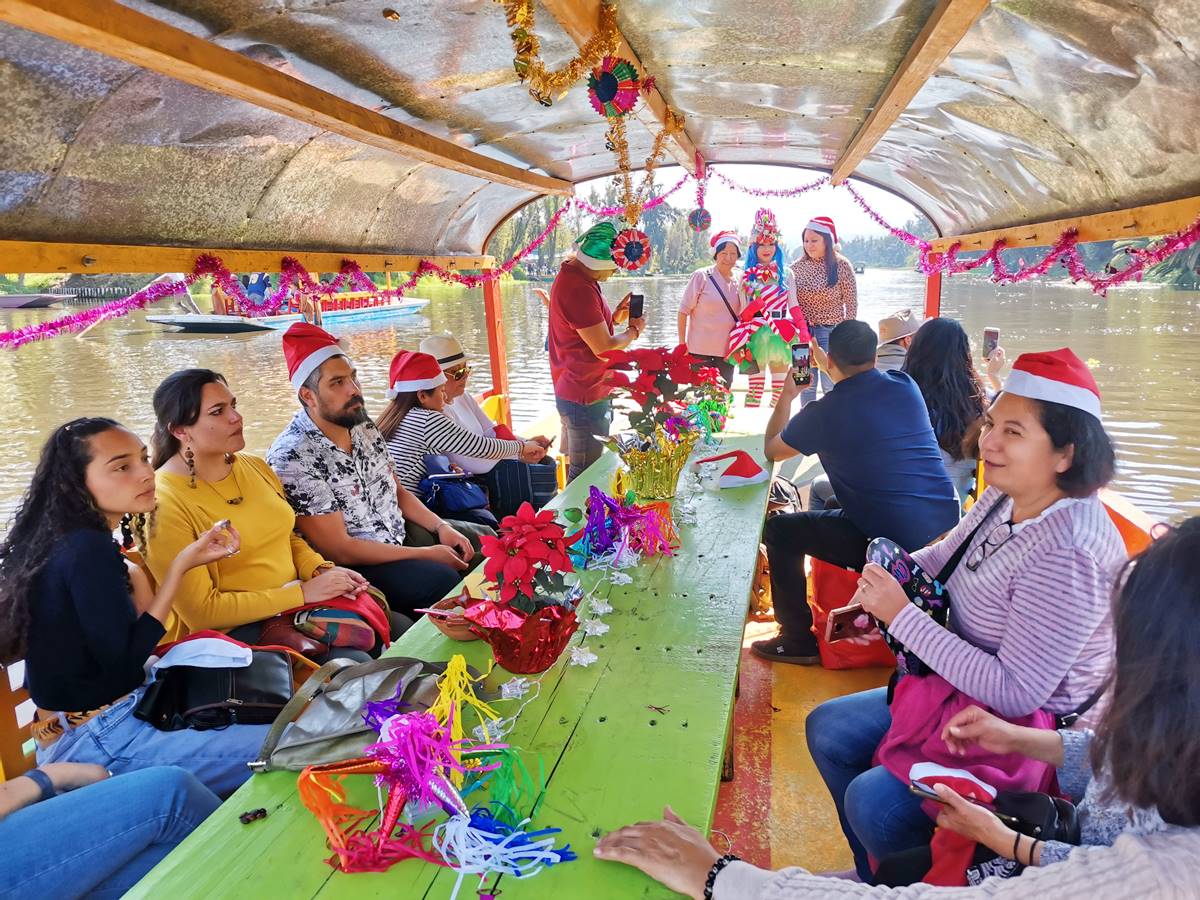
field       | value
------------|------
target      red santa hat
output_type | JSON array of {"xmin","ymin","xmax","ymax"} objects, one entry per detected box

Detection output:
[
  {"xmin": 691, "ymin": 449, "xmax": 770, "ymax": 488},
  {"xmin": 710, "ymin": 230, "xmax": 741, "ymax": 257},
  {"xmin": 805, "ymin": 216, "xmax": 839, "ymax": 245},
  {"xmin": 386, "ymin": 350, "xmax": 447, "ymax": 399},
  {"xmin": 1003, "ymin": 348, "xmax": 1102, "ymax": 420},
  {"xmin": 282, "ymin": 322, "xmax": 350, "ymax": 390}
]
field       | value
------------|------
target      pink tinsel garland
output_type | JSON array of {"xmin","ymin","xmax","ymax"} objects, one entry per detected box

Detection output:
[
  {"xmin": 711, "ymin": 170, "xmax": 829, "ymax": 199},
  {"xmin": 9, "ymin": 170, "xmax": 1200, "ymax": 351},
  {"xmin": 841, "ymin": 182, "xmax": 1200, "ymax": 296}
]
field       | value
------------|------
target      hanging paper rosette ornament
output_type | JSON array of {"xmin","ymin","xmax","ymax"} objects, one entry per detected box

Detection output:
[
  {"xmin": 687, "ymin": 208, "xmax": 712, "ymax": 232},
  {"xmin": 612, "ymin": 228, "xmax": 652, "ymax": 271},
  {"xmin": 588, "ymin": 56, "xmax": 640, "ymax": 119}
]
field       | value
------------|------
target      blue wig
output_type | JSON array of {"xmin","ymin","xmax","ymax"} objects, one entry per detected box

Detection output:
[{"xmin": 743, "ymin": 243, "xmax": 785, "ymax": 288}]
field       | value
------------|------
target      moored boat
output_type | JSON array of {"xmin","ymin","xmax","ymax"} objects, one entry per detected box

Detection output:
[
  {"xmin": 0, "ymin": 293, "xmax": 67, "ymax": 309},
  {"xmin": 147, "ymin": 297, "xmax": 430, "ymax": 333}
]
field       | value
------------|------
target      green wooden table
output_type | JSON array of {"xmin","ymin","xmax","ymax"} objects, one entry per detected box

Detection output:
[{"xmin": 130, "ymin": 426, "xmax": 770, "ymax": 900}]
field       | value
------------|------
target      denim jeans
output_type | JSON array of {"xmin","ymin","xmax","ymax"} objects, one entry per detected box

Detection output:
[
  {"xmin": 801, "ymin": 323, "xmax": 835, "ymax": 405},
  {"xmin": 806, "ymin": 688, "xmax": 933, "ymax": 880},
  {"xmin": 555, "ymin": 397, "xmax": 613, "ymax": 482},
  {"xmin": 36, "ymin": 686, "xmax": 269, "ymax": 798},
  {"xmin": 0, "ymin": 766, "xmax": 220, "ymax": 899}
]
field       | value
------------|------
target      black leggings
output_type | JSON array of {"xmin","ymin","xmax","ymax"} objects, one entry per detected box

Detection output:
[
  {"xmin": 354, "ymin": 558, "xmax": 463, "ymax": 617},
  {"xmin": 762, "ymin": 508, "xmax": 870, "ymax": 654}
]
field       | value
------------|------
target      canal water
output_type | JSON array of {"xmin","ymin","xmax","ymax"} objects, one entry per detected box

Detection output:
[{"xmin": 1, "ymin": 269, "xmax": 1196, "ymax": 523}]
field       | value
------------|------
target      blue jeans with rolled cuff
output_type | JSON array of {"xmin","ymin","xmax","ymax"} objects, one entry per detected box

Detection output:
[{"xmin": 805, "ymin": 687, "xmax": 934, "ymax": 880}]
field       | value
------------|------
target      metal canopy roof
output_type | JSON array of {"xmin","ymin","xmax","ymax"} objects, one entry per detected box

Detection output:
[{"xmin": 1, "ymin": 0, "xmax": 1198, "ymax": 259}]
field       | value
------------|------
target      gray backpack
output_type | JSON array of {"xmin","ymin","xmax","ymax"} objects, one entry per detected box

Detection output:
[{"xmin": 249, "ymin": 656, "xmax": 446, "ymax": 773}]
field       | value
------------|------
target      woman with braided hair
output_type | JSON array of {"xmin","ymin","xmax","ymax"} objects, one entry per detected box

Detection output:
[
  {"xmin": 727, "ymin": 208, "xmax": 810, "ymax": 408},
  {"xmin": 0, "ymin": 418, "xmax": 269, "ymax": 797}
]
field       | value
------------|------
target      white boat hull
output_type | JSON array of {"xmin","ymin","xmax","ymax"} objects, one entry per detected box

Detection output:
[{"xmin": 147, "ymin": 299, "xmax": 431, "ymax": 333}]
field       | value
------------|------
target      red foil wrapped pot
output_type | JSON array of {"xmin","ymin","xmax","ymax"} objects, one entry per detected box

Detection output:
[{"xmin": 463, "ymin": 601, "xmax": 579, "ymax": 674}]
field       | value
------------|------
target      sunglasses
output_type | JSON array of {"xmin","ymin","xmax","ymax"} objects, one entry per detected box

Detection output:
[
  {"xmin": 965, "ymin": 520, "xmax": 1016, "ymax": 571},
  {"xmin": 447, "ymin": 365, "xmax": 472, "ymax": 381}
]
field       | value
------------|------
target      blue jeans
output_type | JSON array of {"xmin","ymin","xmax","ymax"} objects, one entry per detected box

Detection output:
[
  {"xmin": 806, "ymin": 688, "xmax": 933, "ymax": 880},
  {"xmin": 37, "ymin": 686, "xmax": 269, "ymax": 798},
  {"xmin": 555, "ymin": 397, "xmax": 612, "ymax": 482},
  {"xmin": 0, "ymin": 766, "xmax": 220, "ymax": 899},
  {"xmin": 801, "ymin": 323, "xmax": 835, "ymax": 405}
]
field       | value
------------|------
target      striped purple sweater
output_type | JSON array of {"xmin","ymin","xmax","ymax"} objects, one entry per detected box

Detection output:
[{"xmin": 888, "ymin": 487, "xmax": 1126, "ymax": 717}]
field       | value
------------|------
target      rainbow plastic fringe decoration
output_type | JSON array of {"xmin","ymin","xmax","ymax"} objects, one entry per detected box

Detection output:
[
  {"xmin": 427, "ymin": 655, "xmax": 501, "ymax": 785},
  {"xmin": 366, "ymin": 710, "xmax": 502, "ymax": 815},
  {"xmin": 298, "ymin": 758, "xmax": 446, "ymax": 872},
  {"xmin": 463, "ymin": 747, "xmax": 546, "ymax": 827},
  {"xmin": 434, "ymin": 806, "xmax": 576, "ymax": 899},
  {"xmin": 583, "ymin": 486, "xmax": 678, "ymax": 559}
]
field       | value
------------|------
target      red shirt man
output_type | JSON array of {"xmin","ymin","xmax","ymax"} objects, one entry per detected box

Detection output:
[{"xmin": 545, "ymin": 221, "xmax": 645, "ymax": 481}]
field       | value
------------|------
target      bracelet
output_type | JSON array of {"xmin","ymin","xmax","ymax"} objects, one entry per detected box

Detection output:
[
  {"xmin": 1012, "ymin": 831, "xmax": 1021, "ymax": 862},
  {"xmin": 1029, "ymin": 838, "xmax": 1041, "ymax": 866},
  {"xmin": 21, "ymin": 768, "xmax": 56, "ymax": 803},
  {"xmin": 703, "ymin": 854, "xmax": 741, "ymax": 900}
]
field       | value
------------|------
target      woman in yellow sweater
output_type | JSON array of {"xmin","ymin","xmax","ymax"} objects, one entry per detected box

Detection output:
[{"xmin": 144, "ymin": 369, "xmax": 368, "ymax": 646}]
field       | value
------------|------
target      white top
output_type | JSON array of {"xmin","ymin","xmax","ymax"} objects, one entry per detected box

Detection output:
[
  {"xmin": 441, "ymin": 393, "xmax": 503, "ymax": 475},
  {"xmin": 714, "ymin": 826, "xmax": 1200, "ymax": 898}
]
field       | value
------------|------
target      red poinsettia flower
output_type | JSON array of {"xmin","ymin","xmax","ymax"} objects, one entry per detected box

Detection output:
[{"xmin": 481, "ymin": 502, "xmax": 577, "ymax": 603}]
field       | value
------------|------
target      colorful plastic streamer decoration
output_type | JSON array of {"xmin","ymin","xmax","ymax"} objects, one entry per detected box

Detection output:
[
  {"xmin": 587, "ymin": 56, "xmax": 640, "ymax": 118},
  {"xmin": 612, "ymin": 228, "xmax": 652, "ymax": 271},
  {"xmin": 297, "ymin": 757, "xmax": 446, "ymax": 872},
  {"xmin": 433, "ymin": 805, "xmax": 576, "ymax": 900},
  {"xmin": 366, "ymin": 710, "xmax": 501, "ymax": 816},
  {"xmin": 463, "ymin": 747, "xmax": 546, "ymax": 827},
  {"xmin": 427, "ymin": 654, "xmax": 502, "ymax": 785},
  {"xmin": 583, "ymin": 486, "xmax": 678, "ymax": 559}
]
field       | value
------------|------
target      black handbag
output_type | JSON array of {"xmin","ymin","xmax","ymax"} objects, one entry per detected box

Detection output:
[
  {"xmin": 134, "ymin": 650, "xmax": 294, "ymax": 731},
  {"xmin": 960, "ymin": 791, "xmax": 1081, "ymax": 883},
  {"xmin": 875, "ymin": 791, "xmax": 1080, "ymax": 887}
]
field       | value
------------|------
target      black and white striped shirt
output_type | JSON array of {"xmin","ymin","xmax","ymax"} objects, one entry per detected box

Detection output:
[{"xmin": 386, "ymin": 407, "xmax": 523, "ymax": 491}]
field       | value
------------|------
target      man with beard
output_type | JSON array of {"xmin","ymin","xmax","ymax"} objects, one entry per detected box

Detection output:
[{"xmin": 267, "ymin": 323, "xmax": 470, "ymax": 617}]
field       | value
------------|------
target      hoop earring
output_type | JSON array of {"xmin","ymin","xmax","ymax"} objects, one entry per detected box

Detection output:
[
  {"xmin": 224, "ymin": 452, "xmax": 234, "ymax": 465},
  {"xmin": 185, "ymin": 446, "xmax": 196, "ymax": 489}
]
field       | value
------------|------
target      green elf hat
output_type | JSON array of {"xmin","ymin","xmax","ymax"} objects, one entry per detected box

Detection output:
[{"xmin": 572, "ymin": 221, "xmax": 619, "ymax": 271}]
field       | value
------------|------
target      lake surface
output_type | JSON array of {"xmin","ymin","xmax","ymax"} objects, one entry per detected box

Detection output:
[{"xmin": 1, "ymin": 269, "xmax": 1196, "ymax": 524}]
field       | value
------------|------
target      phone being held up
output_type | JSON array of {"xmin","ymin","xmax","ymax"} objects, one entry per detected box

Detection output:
[
  {"xmin": 791, "ymin": 343, "xmax": 813, "ymax": 386},
  {"xmin": 628, "ymin": 293, "xmax": 644, "ymax": 320},
  {"xmin": 983, "ymin": 326, "xmax": 1000, "ymax": 359}
]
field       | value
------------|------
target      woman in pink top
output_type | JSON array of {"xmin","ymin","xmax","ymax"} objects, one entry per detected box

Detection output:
[
  {"xmin": 678, "ymin": 230, "xmax": 745, "ymax": 385},
  {"xmin": 791, "ymin": 215, "xmax": 858, "ymax": 405}
]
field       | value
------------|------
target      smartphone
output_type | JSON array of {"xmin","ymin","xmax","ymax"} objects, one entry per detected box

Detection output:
[
  {"xmin": 825, "ymin": 602, "xmax": 875, "ymax": 643},
  {"xmin": 791, "ymin": 343, "xmax": 813, "ymax": 386},
  {"xmin": 983, "ymin": 326, "xmax": 1000, "ymax": 359},
  {"xmin": 909, "ymin": 780, "xmax": 945, "ymax": 803},
  {"xmin": 908, "ymin": 781, "xmax": 1019, "ymax": 824},
  {"xmin": 628, "ymin": 293, "xmax": 644, "ymax": 319}
]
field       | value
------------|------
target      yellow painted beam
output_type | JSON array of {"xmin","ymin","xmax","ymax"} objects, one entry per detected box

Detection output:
[
  {"xmin": 0, "ymin": 240, "xmax": 494, "ymax": 275},
  {"xmin": 831, "ymin": 0, "xmax": 990, "ymax": 185},
  {"xmin": 540, "ymin": 0, "xmax": 699, "ymax": 175},
  {"xmin": 929, "ymin": 195, "xmax": 1200, "ymax": 252},
  {"xmin": 0, "ymin": 0, "xmax": 573, "ymax": 196}
]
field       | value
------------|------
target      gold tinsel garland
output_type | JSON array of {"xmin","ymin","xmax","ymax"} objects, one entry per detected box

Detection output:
[
  {"xmin": 497, "ymin": 0, "xmax": 620, "ymax": 106},
  {"xmin": 607, "ymin": 108, "xmax": 685, "ymax": 226},
  {"xmin": 494, "ymin": 0, "xmax": 685, "ymax": 226}
]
